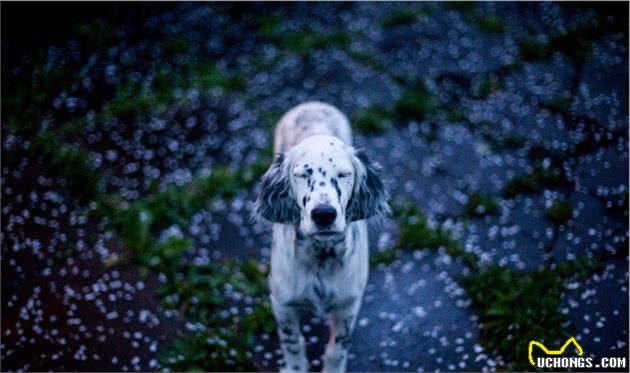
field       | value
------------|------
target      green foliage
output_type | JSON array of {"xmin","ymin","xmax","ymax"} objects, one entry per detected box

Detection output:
[
  {"xmin": 370, "ymin": 249, "xmax": 397, "ymax": 267},
  {"xmin": 464, "ymin": 193, "xmax": 500, "ymax": 218},
  {"xmin": 543, "ymin": 95, "xmax": 573, "ymax": 112},
  {"xmin": 284, "ymin": 30, "xmax": 352, "ymax": 56},
  {"xmin": 546, "ymin": 200, "xmax": 573, "ymax": 225},
  {"xmin": 394, "ymin": 81, "xmax": 438, "ymax": 122},
  {"xmin": 474, "ymin": 14, "xmax": 506, "ymax": 33},
  {"xmin": 163, "ymin": 34, "xmax": 191, "ymax": 55},
  {"xmin": 74, "ymin": 17, "xmax": 115, "ymax": 48},
  {"xmin": 158, "ymin": 261, "xmax": 274, "ymax": 371},
  {"xmin": 472, "ymin": 75, "xmax": 497, "ymax": 99},
  {"xmin": 517, "ymin": 36, "xmax": 551, "ymax": 61},
  {"xmin": 3, "ymin": 63, "xmax": 77, "ymax": 138},
  {"xmin": 503, "ymin": 166, "xmax": 569, "ymax": 199},
  {"xmin": 353, "ymin": 105, "xmax": 392, "ymax": 134},
  {"xmin": 102, "ymin": 62, "xmax": 245, "ymax": 122},
  {"xmin": 549, "ymin": 24, "xmax": 596, "ymax": 63},
  {"xmin": 462, "ymin": 257, "xmax": 601, "ymax": 371},
  {"xmin": 382, "ymin": 9, "xmax": 421, "ymax": 28},
  {"xmin": 349, "ymin": 51, "xmax": 385, "ymax": 71},
  {"xmin": 479, "ymin": 127, "xmax": 526, "ymax": 150},
  {"xmin": 254, "ymin": 15, "xmax": 351, "ymax": 56},
  {"xmin": 97, "ymin": 164, "xmax": 275, "ymax": 371},
  {"xmin": 445, "ymin": 1, "xmax": 477, "ymax": 12},
  {"xmin": 240, "ymin": 156, "xmax": 273, "ymax": 187},
  {"xmin": 519, "ymin": 18, "xmax": 611, "ymax": 63},
  {"xmin": 254, "ymin": 13, "xmax": 283, "ymax": 40},
  {"xmin": 28, "ymin": 135, "xmax": 101, "ymax": 202},
  {"xmin": 99, "ymin": 166, "xmax": 243, "ymax": 236},
  {"xmin": 102, "ymin": 79, "xmax": 169, "ymax": 120},
  {"xmin": 444, "ymin": 107, "xmax": 466, "ymax": 123},
  {"xmin": 187, "ymin": 62, "xmax": 247, "ymax": 92},
  {"xmin": 396, "ymin": 203, "xmax": 479, "ymax": 269}
]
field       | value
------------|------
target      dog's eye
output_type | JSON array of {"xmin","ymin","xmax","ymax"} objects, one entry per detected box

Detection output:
[
  {"xmin": 338, "ymin": 172, "xmax": 351, "ymax": 178},
  {"xmin": 294, "ymin": 173, "xmax": 308, "ymax": 179}
]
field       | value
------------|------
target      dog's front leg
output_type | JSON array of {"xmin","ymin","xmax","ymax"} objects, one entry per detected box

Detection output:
[
  {"xmin": 322, "ymin": 303, "xmax": 360, "ymax": 373},
  {"xmin": 272, "ymin": 298, "xmax": 307, "ymax": 372}
]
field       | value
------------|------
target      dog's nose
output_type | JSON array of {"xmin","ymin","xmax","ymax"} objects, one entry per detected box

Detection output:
[{"xmin": 311, "ymin": 205, "xmax": 337, "ymax": 227}]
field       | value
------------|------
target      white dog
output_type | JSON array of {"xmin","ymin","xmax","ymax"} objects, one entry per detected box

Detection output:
[{"xmin": 255, "ymin": 102, "xmax": 389, "ymax": 372}]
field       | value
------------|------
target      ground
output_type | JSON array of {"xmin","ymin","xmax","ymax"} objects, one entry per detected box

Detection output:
[{"xmin": 1, "ymin": 2, "xmax": 628, "ymax": 372}]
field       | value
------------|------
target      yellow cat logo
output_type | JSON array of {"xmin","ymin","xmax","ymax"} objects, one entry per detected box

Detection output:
[{"xmin": 528, "ymin": 337, "xmax": 584, "ymax": 366}]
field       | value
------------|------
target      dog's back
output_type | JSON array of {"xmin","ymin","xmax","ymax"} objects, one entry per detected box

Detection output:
[{"xmin": 273, "ymin": 101, "xmax": 352, "ymax": 154}]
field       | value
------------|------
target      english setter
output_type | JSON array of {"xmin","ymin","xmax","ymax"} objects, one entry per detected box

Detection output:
[{"xmin": 255, "ymin": 102, "xmax": 389, "ymax": 372}]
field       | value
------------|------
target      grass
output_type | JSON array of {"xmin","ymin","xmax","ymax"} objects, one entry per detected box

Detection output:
[
  {"xmin": 352, "ymin": 105, "xmax": 392, "ymax": 134},
  {"xmin": 546, "ymin": 200, "xmax": 573, "ymax": 225},
  {"xmin": 382, "ymin": 9, "xmax": 422, "ymax": 28},
  {"xmin": 503, "ymin": 165, "xmax": 569, "ymax": 199},
  {"xmin": 474, "ymin": 14, "xmax": 506, "ymax": 33},
  {"xmin": 394, "ymin": 81, "xmax": 438, "ymax": 122},
  {"xmin": 349, "ymin": 50, "xmax": 385, "ymax": 71},
  {"xmin": 102, "ymin": 62, "xmax": 245, "ymax": 122},
  {"xmin": 518, "ymin": 17, "xmax": 615, "ymax": 63},
  {"xmin": 74, "ymin": 17, "xmax": 116, "ymax": 49},
  {"xmin": 3, "ymin": 62, "xmax": 77, "ymax": 138},
  {"xmin": 479, "ymin": 125, "xmax": 526, "ymax": 150},
  {"xmin": 3, "ymin": 35, "xmax": 247, "ymax": 207},
  {"xmin": 517, "ymin": 36, "xmax": 551, "ymax": 62},
  {"xmin": 286, "ymin": 30, "xmax": 351, "ymax": 56},
  {"xmin": 462, "ymin": 256, "xmax": 601, "ymax": 371},
  {"xmin": 158, "ymin": 260, "xmax": 274, "ymax": 371},
  {"xmin": 445, "ymin": 1, "xmax": 477, "ymax": 12},
  {"xmin": 254, "ymin": 13, "xmax": 283, "ymax": 40},
  {"xmin": 464, "ymin": 193, "xmax": 500, "ymax": 218},
  {"xmin": 392, "ymin": 197, "xmax": 602, "ymax": 371},
  {"xmin": 542, "ymin": 95, "xmax": 573, "ymax": 112},
  {"xmin": 444, "ymin": 106, "xmax": 467, "ymax": 123},
  {"xmin": 254, "ymin": 14, "xmax": 352, "ymax": 56},
  {"xmin": 163, "ymin": 34, "xmax": 191, "ymax": 55},
  {"xmin": 4, "ymin": 25, "xmax": 270, "ymax": 368},
  {"xmin": 11, "ymin": 130, "xmax": 103, "ymax": 203},
  {"xmin": 396, "ymin": 203, "xmax": 479, "ymax": 269},
  {"xmin": 550, "ymin": 23, "xmax": 596, "ymax": 63},
  {"xmin": 97, "ymin": 166, "xmax": 256, "ymax": 255},
  {"xmin": 370, "ymin": 249, "xmax": 397, "ymax": 267},
  {"xmin": 95, "ymin": 162, "xmax": 274, "ymax": 370},
  {"xmin": 472, "ymin": 75, "xmax": 498, "ymax": 99},
  {"xmin": 186, "ymin": 62, "xmax": 247, "ymax": 92}
]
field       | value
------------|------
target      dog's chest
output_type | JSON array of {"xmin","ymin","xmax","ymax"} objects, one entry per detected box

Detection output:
[
  {"xmin": 290, "ymin": 262, "xmax": 356, "ymax": 315},
  {"xmin": 286, "ymin": 241, "xmax": 357, "ymax": 315}
]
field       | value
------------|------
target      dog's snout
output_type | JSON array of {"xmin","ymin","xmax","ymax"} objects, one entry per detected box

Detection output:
[{"xmin": 311, "ymin": 205, "xmax": 337, "ymax": 227}]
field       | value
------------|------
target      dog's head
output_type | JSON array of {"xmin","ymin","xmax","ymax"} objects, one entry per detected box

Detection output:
[{"xmin": 255, "ymin": 135, "xmax": 389, "ymax": 239}]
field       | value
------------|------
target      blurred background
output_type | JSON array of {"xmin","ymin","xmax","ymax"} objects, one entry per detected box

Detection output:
[{"xmin": 1, "ymin": 2, "xmax": 628, "ymax": 372}]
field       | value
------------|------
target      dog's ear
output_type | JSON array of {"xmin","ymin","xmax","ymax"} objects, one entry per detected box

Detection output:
[
  {"xmin": 255, "ymin": 153, "xmax": 300, "ymax": 223},
  {"xmin": 347, "ymin": 150, "xmax": 390, "ymax": 221}
]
